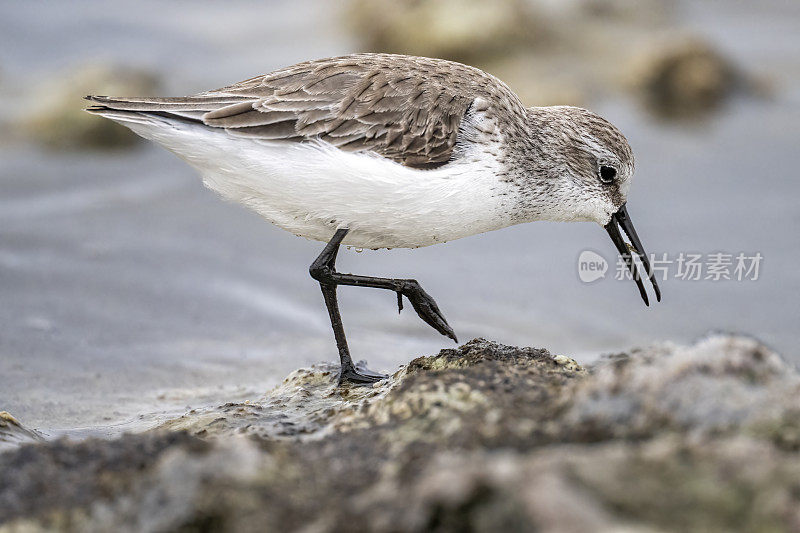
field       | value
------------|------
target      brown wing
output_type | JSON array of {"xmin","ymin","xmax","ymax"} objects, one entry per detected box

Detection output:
[{"xmin": 87, "ymin": 54, "xmax": 522, "ymax": 169}]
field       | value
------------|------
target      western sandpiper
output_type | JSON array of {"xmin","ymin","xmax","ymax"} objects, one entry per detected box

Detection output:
[{"xmin": 86, "ymin": 53, "xmax": 660, "ymax": 384}]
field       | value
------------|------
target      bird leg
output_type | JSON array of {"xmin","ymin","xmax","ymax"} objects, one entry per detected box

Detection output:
[{"xmin": 309, "ymin": 228, "xmax": 457, "ymax": 385}]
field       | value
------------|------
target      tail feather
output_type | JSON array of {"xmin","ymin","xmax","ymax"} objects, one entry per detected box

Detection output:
[
  {"xmin": 84, "ymin": 94, "xmax": 256, "ymax": 123},
  {"xmin": 83, "ymin": 105, "xmax": 216, "ymax": 151},
  {"xmin": 84, "ymin": 107, "xmax": 169, "ymax": 126},
  {"xmin": 84, "ymin": 94, "xmax": 249, "ymax": 112}
]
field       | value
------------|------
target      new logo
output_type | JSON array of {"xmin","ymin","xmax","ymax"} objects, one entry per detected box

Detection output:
[{"xmin": 578, "ymin": 250, "xmax": 608, "ymax": 283}]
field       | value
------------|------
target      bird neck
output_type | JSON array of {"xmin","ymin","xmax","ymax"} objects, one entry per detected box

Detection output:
[{"xmin": 497, "ymin": 107, "xmax": 576, "ymax": 223}]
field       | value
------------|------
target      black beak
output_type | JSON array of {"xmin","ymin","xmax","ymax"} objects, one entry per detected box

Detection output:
[{"xmin": 604, "ymin": 203, "xmax": 661, "ymax": 306}]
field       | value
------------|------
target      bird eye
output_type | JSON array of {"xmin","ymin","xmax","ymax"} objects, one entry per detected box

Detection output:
[{"xmin": 599, "ymin": 165, "xmax": 617, "ymax": 184}]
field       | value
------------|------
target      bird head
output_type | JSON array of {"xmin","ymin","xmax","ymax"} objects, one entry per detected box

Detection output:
[{"xmin": 525, "ymin": 106, "xmax": 661, "ymax": 305}]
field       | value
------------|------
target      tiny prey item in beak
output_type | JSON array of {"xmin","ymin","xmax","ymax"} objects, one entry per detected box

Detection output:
[{"xmin": 604, "ymin": 203, "xmax": 661, "ymax": 306}]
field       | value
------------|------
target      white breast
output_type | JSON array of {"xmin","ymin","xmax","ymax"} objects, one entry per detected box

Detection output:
[{"xmin": 119, "ymin": 112, "xmax": 514, "ymax": 249}]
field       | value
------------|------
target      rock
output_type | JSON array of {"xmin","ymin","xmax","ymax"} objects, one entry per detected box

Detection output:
[
  {"xmin": 20, "ymin": 64, "xmax": 160, "ymax": 150},
  {"xmin": 341, "ymin": 0, "xmax": 588, "ymax": 108},
  {"xmin": 344, "ymin": 0, "xmax": 548, "ymax": 66},
  {"xmin": 0, "ymin": 412, "xmax": 43, "ymax": 452},
  {"xmin": 0, "ymin": 432, "xmax": 208, "ymax": 527},
  {"xmin": 2, "ymin": 335, "xmax": 800, "ymax": 532},
  {"xmin": 627, "ymin": 36, "xmax": 748, "ymax": 119},
  {"xmin": 577, "ymin": 0, "xmax": 670, "ymax": 24}
]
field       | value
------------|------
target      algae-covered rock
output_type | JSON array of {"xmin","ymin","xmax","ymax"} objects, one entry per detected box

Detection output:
[
  {"xmin": 2, "ymin": 335, "xmax": 800, "ymax": 532},
  {"xmin": 0, "ymin": 432, "xmax": 207, "ymax": 527},
  {"xmin": 20, "ymin": 64, "xmax": 160, "ymax": 150}
]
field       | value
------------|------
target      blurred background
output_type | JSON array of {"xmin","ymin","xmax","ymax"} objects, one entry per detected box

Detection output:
[{"xmin": 1, "ymin": 0, "xmax": 798, "ymax": 436}]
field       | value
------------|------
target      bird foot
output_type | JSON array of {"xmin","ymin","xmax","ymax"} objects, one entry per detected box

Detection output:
[
  {"xmin": 397, "ymin": 280, "xmax": 458, "ymax": 343},
  {"xmin": 339, "ymin": 361, "xmax": 388, "ymax": 385}
]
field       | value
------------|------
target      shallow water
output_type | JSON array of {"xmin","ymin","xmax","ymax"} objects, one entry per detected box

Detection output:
[{"xmin": 0, "ymin": 0, "xmax": 799, "ymax": 437}]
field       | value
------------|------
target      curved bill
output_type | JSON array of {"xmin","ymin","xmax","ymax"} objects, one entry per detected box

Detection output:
[{"xmin": 604, "ymin": 203, "xmax": 661, "ymax": 306}]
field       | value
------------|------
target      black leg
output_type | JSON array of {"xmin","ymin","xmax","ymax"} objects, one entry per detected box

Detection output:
[{"xmin": 309, "ymin": 229, "xmax": 457, "ymax": 385}]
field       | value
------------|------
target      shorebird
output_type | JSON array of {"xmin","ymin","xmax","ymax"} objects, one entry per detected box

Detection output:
[{"xmin": 86, "ymin": 53, "xmax": 660, "ymax": 384}]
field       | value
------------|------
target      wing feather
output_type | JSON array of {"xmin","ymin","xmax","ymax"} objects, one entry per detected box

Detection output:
[{"xmin": 87, "ymin": 54, "xmax": 525, "ymax": 169}]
